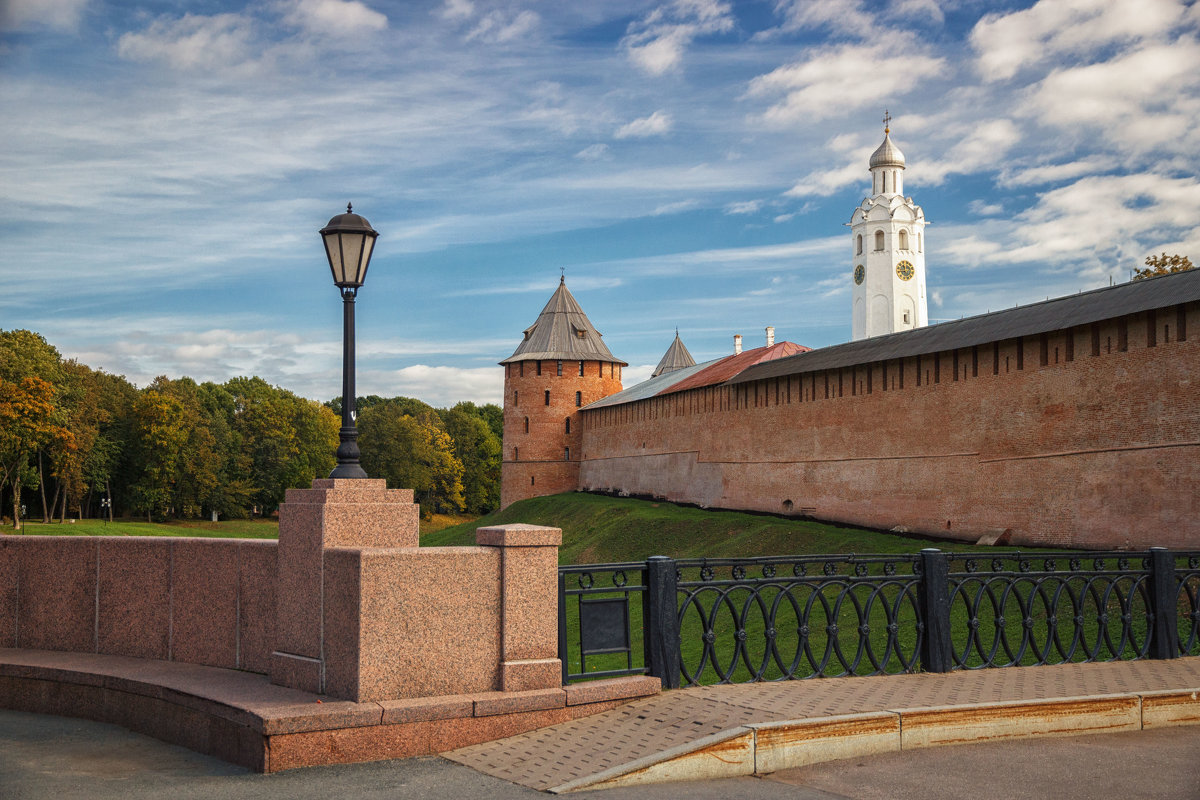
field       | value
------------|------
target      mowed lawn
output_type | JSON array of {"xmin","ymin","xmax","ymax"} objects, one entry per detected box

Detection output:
[{"xmin": 421, "ymin": 491, "xmax": 1002, "ymax": 564}]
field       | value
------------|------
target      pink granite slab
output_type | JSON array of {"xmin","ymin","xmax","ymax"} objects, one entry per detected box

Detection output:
[
  {"xmin": 563, "ymin": 675, "xmax": 661, "ymax": 706},
  {"xmin": 498, "ymin": 544, "xmax": 559, "ymax": 662},
  {"xmin": 353, "ymin": 547, "xmax": 503, "ymax": 702},
  {"xmin": 170, "ymin": 539, "xmax": 238, "ymax": 668},
  {"xmin": 17, "ymin": 538, "xmax": 97, "ymax": 652},
  {"xmin": 475, "ymin": 524, "xmax": 563, "ymax": 547},
  {"xmin": 275, "ymin": 501, "xmax": 325, "ymax": 659},
  {"xmin": 500, "ymin": 658, "xmax": 562, "ymax": 692},
  {"xmin": 380, "ymin": 694, "xmax": 475, "ymax": 725},
  {"xmin": 238, "ymin": 541, "xmax": 277, "ymax": 673},
  {"xmin": 96, "ymin": 539, "xmax": 171, "ymax": 660},
  {"xmin": 0, "ymin": 539, "xmax": 17, "ymax": 647},
  {"xmin": 472, "ymin": 687, "xmax": 565, "ymax": 717}
]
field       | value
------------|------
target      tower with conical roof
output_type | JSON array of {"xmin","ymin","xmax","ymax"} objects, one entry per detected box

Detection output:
[
  {"xmin": 499, "ymin": 277, "xmax": 626, "ymax": 509},
  {"xmin": 849, "ymin": 112, "xmax": 928, "ymax": 340},
  {"xmin": 651, "ymin": 330, "xmax": 696, "ymax": 377}
]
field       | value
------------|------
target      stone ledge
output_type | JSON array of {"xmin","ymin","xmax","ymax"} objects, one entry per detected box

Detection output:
[
  {"xmin": 0, "ymin": 648, "xmax": 652, "ymax": 773},
  {"xmin": 564, "ymin": 675, "xmax": 661, "ymax": 706},
  {"xmin": 475, "ymin": 524, "xmax": 563, "ymax": 547}
]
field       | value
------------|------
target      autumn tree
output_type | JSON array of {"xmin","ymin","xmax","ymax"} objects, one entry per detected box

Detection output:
[{"xmin": 1134, "ymin": 253, "xmax": 1194, "ymax": 280}]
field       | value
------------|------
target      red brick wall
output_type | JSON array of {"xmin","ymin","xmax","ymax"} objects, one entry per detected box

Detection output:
[
  {"xmin": 500, "ymin": 358, "xmax": 623, "ymax": 509},
  {"xmin": 578, "ymin": 303, "xmax": 1200, "ymax": 549}
]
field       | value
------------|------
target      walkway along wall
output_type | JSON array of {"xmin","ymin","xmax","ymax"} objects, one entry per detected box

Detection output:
[{"xmin": 578, "ymin": 302, "xmax": 1200, "ymax": 550}]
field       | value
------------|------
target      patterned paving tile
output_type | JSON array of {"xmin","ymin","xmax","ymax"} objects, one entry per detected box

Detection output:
[{"xmin": 445, "ymin": 658, "xmax": 1200, "ymax": 791}]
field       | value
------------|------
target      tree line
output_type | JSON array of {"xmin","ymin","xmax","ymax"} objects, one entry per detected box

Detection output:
[{"xmin": 0, "ymin": 330, "xmax": 501, "ymax": 528}]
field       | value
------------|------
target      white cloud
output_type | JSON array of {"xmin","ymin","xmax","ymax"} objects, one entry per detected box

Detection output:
[
  {"xmin": 967, "ymin": 199, "xmax": 1003, "ymax": 216},
  {"xmin": 366, "ymin": 365, "xmax": 503, "ymax": 406},
  {"xmin": 785, "ymin": 160, "xmax": 863, "ymax": 197},
  {"xmin": 614, "ymin": 110, "xmax": 674, "ymax": 139},
  {"xmin": 466, "ymin": 9, "xmax": 539, "ymax": 43},
  {"xmin": 279, "ymin": 0, "xmax": 388, "ymax": 36},
  {"xmin": 747, "ymin": 34, "xmax": 945, "ymax": 124},
  {"xmin": 621, "ymin": 0, "xmax": 735, "ymax": 76},
  {"xmin": 1000, "ymin": 157, "xmax": 1111, "ymax": 188},
  {"xmin": 765, "ymin": 0, "xmax": 873, "ymax": 36},
  {"xmin": 916, "ymin": 118, "xmax": 1022, "ymax": 184},
  {"xmin": 439, "ymin": 0, "xmax": 474, "ymax": 21},
  {"xmin": 651, "ymin": 199, "xmax": 699, "ymax": 215},
  {"xmin": 575, "ymin": 143, "xmax": 611, "ymax": 160},
  {"xmin": 117, "ymin": 13, "xmax": 258, "ymax": 72},
  {"xmin": 1028, "ymin": 41, "xmax": 1200, "ymax": 148},
  {"xmin": 0, "ymin": 0, "xmax": 88, "ymax": 32},
  {"xmin": 970, "ymin": 0, "xmax": 1184, "ymax": 82},
  {"xmin": 725, "ymin": 199, "xmax": 763, "ymax": 215}
]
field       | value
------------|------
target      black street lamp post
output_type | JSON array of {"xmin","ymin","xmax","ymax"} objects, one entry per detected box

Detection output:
[{"xmin": 320, "ymin": 203, "xmax": 379, "ymax": 479}]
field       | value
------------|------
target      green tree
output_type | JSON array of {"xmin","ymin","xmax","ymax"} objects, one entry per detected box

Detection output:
[
  {"xmin": 1134, "ymin": 252, "xmax": 1194, "ymax": 280},
  {"xmin": 439, "ymin": 403, "xmax": 501, "ymax": 514},
  {"xmin": 127, "ymin": 386, "xmax": 189, "ymax": 521},
  {"xmin": 359, "ymin": 402, "xmax": 465, "ymax": 515},
  {"xmin": 0, "ymin": 376, "xmax": 74, "ymax": 528}
]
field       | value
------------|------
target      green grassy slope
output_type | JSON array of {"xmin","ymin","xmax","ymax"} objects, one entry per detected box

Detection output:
[{"xmin": 421, "ymin": 492, "xmax": 1001, "ymax": 564}]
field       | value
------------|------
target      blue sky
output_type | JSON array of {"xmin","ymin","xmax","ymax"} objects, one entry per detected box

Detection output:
[{"xmin": 4, "ymin": 0, "xmax": 1200, "ymax": 406}]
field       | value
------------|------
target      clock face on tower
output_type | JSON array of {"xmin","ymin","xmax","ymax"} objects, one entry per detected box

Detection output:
[
  {"xmin": 853, "ymin": 264, "xmax": 865, "ymax": 285},
  {"xmin": 896, "ymin": 260, "xmax": 915, "ymax": 281}
]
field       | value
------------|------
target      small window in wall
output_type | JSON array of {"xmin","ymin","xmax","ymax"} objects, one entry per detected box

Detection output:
[
  {"xmin": 902, "ymin": 310, "xmax": 911, "ymax": 325},
  {"xmin": 564, "ymin": 447, "xmax": 570, "ymax": 461},
  {"xmin": 856, "ymin": 234, "xmax": 863, "ymax": 255},
  {"xmin": 536, "ymin": 361, "xmax": 542, "ymax": 376},
  {"xmin": 575, "ymin": 391, "xmax": 582, "ymax": 407},
  {"xmin": 898, "ymin": 229, "xmax": 909, "ymax": 250},
  {"xmin": 544, "ymin": 390, "xmax": 550, "ymax": 405},
  {"xmin": 579, "ymin": 361, "xmax": 584, "ymax": 376},
  {"xmin": 524, "ymin": 417, "xmax": 529, "ymax": 434},
  {"xmin": 514, "ymin": 447, "xmax": 519, "ymax": 461},
  {"xmin": 514, "ymin": 390, "xmax": 519, "ymax": 405},
  {"xmin": 531, "ymin": 476, "xmax": 535, "ymax": 486},
  {"xmin": 556, "ymin": 360, "xmax": 563, "ymax": 376},
  {"xmin": 565, "ymin": 418, "xmax": 570, "ymax": 434},
  {"xmin": 874, "ymin": 230, "xmax": 884, "ymax": 251},
  {"xmin": 519, "ymin": 362, "xmax": 524, "ymax": 377}
]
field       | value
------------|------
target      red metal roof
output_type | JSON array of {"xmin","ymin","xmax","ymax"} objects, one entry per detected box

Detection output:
[{"xmin": 656, "ymin": 342, "xmax": 810, "ymax": 395}]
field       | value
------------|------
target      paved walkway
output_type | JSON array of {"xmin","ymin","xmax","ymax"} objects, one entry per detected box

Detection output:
[{"xmin": 446, "ymin": 658, "xmax": 1200, "ymax": 792}]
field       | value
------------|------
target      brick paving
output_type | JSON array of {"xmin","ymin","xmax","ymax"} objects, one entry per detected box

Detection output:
[{"xmin": 445, "ymin": 658, "xmax": 1200, "ymax": 791}]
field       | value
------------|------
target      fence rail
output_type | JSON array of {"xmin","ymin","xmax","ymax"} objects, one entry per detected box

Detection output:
[{"xmin": 558, "ymin": 548, "xmax": 1200, "ymax": 687}]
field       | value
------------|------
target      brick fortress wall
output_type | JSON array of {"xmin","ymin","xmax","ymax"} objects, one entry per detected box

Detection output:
[
  {"xmin": 578, "ymin": 302, "xmax": 1199, "ymax": 549},
  {"xmin": 501, "ymin": 358, "xmax": 622, "ymax": 509}
]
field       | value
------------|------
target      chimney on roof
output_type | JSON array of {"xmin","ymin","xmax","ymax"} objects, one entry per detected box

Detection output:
[
  {"xmin": 734, "ymin": 334, "xmax": 743, "ymax": 354},
  {"xmin": 765, "ymin": 326, "xmax": 775, "ymax": 347}
]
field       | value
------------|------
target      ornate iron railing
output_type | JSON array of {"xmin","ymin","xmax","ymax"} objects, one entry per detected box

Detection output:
[{"xmin": 559, "ymin": 548, "xmax": 1200, "ymax": 687}]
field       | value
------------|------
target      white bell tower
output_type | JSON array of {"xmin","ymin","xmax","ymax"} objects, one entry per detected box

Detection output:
[{"xmin": 850, "ymin": 112, "xmax": 928, "ymax": 341}]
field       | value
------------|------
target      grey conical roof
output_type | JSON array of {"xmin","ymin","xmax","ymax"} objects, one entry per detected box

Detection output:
[
  {"xmin": 501, "ymin": 277, "xmax": 626, "ymax": 365},
  {"xmin": 651, "ymin": 330, "xmax": 696, "ymax": 377}
]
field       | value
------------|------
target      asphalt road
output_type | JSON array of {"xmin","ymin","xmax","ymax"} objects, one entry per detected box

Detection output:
[{"xmin": 1, "ymin": 709, "xmax": 1197, "ymax": 800}]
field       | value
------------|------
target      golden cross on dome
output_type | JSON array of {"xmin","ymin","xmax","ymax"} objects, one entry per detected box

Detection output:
[{"xmin": 883, "ymin": 109, "xmax": 891, "ymax": 134}]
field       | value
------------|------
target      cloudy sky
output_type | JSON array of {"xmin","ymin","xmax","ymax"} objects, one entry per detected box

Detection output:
[{"xmin": 4, "ymin": 0, "xmax": 1200, "ymax": 406}]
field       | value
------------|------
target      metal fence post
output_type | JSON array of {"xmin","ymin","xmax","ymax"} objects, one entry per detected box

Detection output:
[
  {"xmin": 557, "ymin": 569, "xmax": 569, "ymax": 685},
  {"xmin": 644, "ymin": 556, "xmax": 681, "ymax": 689},
  {"xmin": 918, "ymin": 548, "xmax": 953, "ymax": 673},
  {"xmin": 1148, "ymin": 547, "xmax": 1179, "ymax": 659}
]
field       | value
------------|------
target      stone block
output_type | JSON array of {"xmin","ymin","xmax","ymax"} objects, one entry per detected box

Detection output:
[
  {"xmin": 0, "ymin": 539, "xmax": 17, "ymax": 648},
  {"xmin": 500, "ymin": 658, "xmax": 561, "ymax": 692},
  {"xmin": 332, "ymin": 547, "xmax": 503, "ymax": 702},
  {"xmin": 475, "ymin": 524, "xmax": 562, "ymax": 548},
  {"xmin": 897, "ymin": 695, "xmax": 1141, "ymax": 750},
  {"xmin": 96, "ymin": 538, "xmax": 171, "ymax": 660},
  {"xmin": 380, "ymin": 694, "xmax": 475, "ymax": 725},
  {"xmin": 1141, "ymin": 689, "xmax": 1200, "ymax": 728},
  {"xmin": 472, "ymin": 687, "xmax": 564, "ymax": 717},
  {"xmin": 18, "ymin": 538, "xmax": 96, "ymax": 652},
  {"xmin": 238, "ymin": 541, "xmax": 278, "ymax": 674},
  {"xmin": 752, "ymin": 712, "xmax": 900, "ymax": 773},
  {"xmin": 171, "ymin": 539, "xmax": 238, "ymax": 668},
  {"xmin": 563, "ymin": 675, "xmax": 661, "ymax": 706}
]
